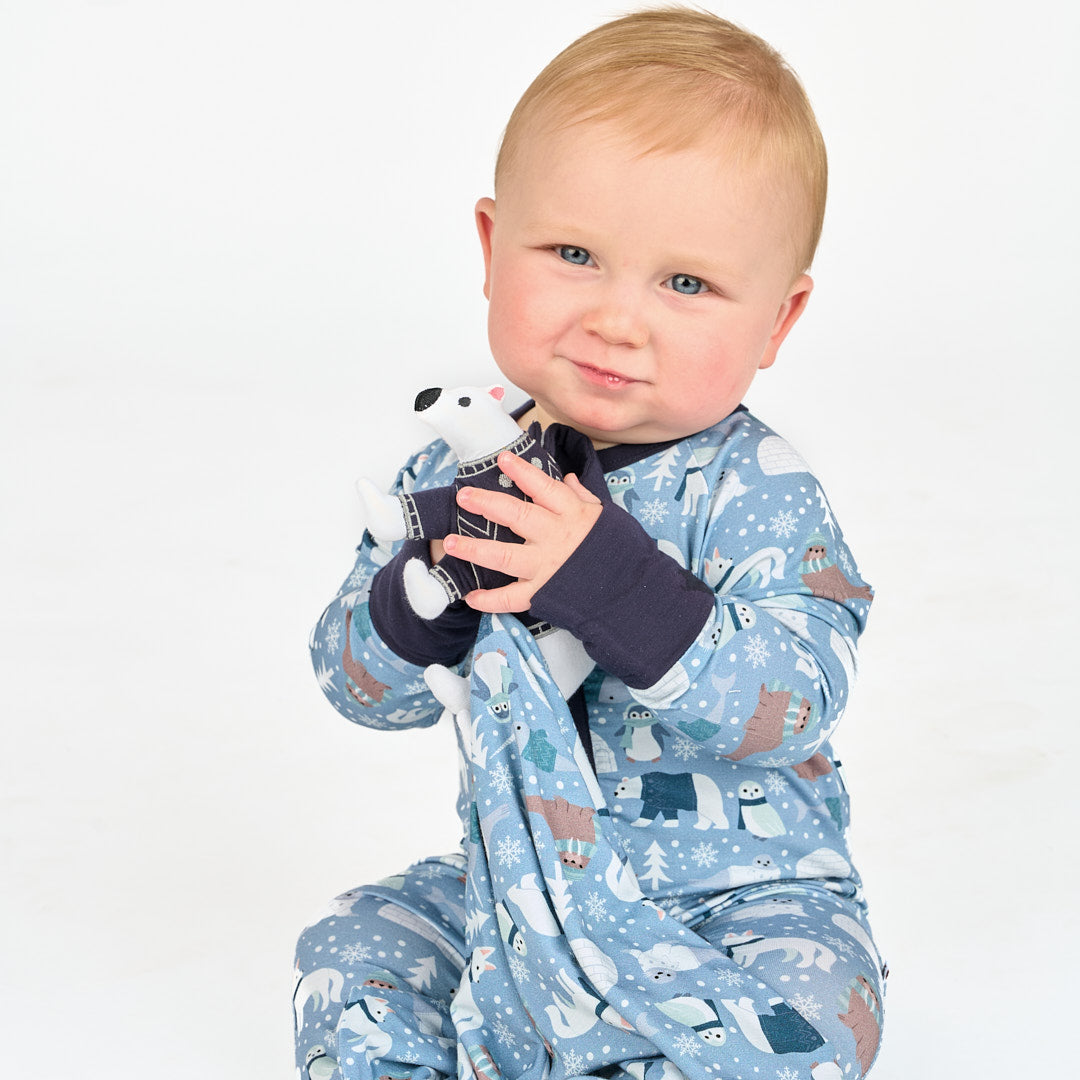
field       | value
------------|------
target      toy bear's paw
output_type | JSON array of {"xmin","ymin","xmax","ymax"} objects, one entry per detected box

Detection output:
[
  {"xmin": 424, "ymin": 664, "xmax": 470, "ymax": 714},
  {"xmin": 403, "ymin": 557, "xmax": 451, "ymax": 619},
  {"xmin": 356, "ymin": 478, "xmax": 407, "ymax": 541}
]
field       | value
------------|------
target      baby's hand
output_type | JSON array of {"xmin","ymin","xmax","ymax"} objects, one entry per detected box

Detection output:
[{"xmin": 442, "ymin": 452, "xmax": 602, "ymax": 613}]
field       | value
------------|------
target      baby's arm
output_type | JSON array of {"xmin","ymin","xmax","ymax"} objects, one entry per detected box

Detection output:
[
  {"xmin": 447, "ymin": 442, "xmax": 871, "ymax": 765},
  {"xmin": 534, "ymin": 461, "xmax": 871, "ymax": 766},
  {"xmin": 310, "ymin": 441, "xmax": 479, "ymax": 729}
]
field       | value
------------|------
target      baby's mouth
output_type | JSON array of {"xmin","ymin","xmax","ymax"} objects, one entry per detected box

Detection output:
[{"xmin": 572, "ymin": 360, "xmax": 637, "ymax": 387}]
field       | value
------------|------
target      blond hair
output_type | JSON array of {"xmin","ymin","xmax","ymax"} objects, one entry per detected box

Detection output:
[{"xmin": 495, "ymin": 7, "xmax": 827, "ymax": 272}]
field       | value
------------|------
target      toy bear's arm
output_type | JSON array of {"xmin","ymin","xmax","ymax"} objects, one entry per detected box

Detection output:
[
  {"xmin": 309, "ymin": 439, "xmax": 478, "ymax": 729},
  {"xmin": 369, "ymin": 537, "xmax": 483, "ymax": 663},
  {"xmin": 397, "ymin": 487, "xmax": 457, "ymax": 541}
]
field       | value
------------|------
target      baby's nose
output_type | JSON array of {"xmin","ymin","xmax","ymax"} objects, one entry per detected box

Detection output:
[{"xmin": 581, "ymin": 291, "xmax": 649, "ymax": 348}]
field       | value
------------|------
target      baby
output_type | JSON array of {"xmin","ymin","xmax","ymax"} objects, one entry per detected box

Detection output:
[{"xmin": 297, "ymin": 9, "xmax": 886, "ymax": 1080}]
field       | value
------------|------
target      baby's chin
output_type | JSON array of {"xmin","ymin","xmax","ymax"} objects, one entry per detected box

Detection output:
[
  {"xmin": 557, "ymin": 406, "xmax": 713, "ymax": 447},
  {"xmin": 570, "ymin": 417, "xmax": 701, "ymax": 449},
  {"xmin": 526, "ymin": 390, "xmax": 723, "ymax": 446}
]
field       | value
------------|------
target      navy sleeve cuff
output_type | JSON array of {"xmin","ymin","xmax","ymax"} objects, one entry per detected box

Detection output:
[
  {"xmin": 529, "ymin": 503, "xmax": 715, "ymax": 689},
  {"xmin": 369, "ymin": 538, "xmax": 481, "ymax": 667}
]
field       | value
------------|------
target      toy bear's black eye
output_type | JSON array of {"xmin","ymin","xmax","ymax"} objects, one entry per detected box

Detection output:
[{"xmin": 458, "ymin": 396, "xmax": 471, "ymax": 407}]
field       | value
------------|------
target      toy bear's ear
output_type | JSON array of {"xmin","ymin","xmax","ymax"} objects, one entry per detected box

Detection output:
[{"xmin": 487, "ymin": 385, "xmax": 505, "ymax": 402}]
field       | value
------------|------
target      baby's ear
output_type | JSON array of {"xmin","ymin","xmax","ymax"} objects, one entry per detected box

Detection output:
[
  {"xmin": 760, "ymin": 274, "xmax": 813, "ymax": 370},
  {"xmin": 475, "ymin": 197, "xmax": 496, "ymax": 299}
]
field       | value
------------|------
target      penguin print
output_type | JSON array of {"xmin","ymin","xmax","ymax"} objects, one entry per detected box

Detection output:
[
  {"xmin": 606, "ymin": 467, "xmax": 639, "ymax": 513},
  {"xmin": 620, "ymin": 704, "xmax": 664, "ymax": 762}
]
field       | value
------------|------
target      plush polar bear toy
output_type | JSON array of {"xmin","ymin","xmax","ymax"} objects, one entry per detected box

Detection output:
[{"xmin": 356, "ymin": 385, "xmax": 594, "ymax": 707}]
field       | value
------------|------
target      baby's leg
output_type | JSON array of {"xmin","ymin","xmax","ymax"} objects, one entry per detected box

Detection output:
[
  {"xmin": 294, "ymin": 853, "xmax": 467, "ymax": 1080},
  {"xmin": 693, "ymin": 883, "xmax": 886, "ymax": 1078}
]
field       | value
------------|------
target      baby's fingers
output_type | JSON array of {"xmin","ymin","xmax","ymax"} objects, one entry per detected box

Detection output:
[
  {"xmin": 495, "ymin": 452, "xmax": 571, "ymax": 509},
  {"xmin": 563, "ymin": 472, "xmax": 602, "ymax": 504},
  {"xmin": 442, "ymin": 533, "xmax": 534, "ymax": 579},
  {"xmin": 463, "ymin": 583, "xmax": 534, "ymax": 615},
  {"xmin": 456, "ymin": 484, "xmax": 545, "ymax": 537}
]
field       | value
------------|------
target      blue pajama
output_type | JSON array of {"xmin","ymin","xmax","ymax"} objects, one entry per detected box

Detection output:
[
  {"xmin": 301, "ymin": 407, "xmax": 887, "ymax": 1078},
  {"xmin": 295, "ymin": 860, "xmax": 883, "ymax": 1080}
]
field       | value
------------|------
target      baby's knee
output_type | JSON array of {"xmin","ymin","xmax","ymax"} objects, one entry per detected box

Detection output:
[{"xmin": 293, "ymin": 887, "xmax": 369, "ymax": 976}]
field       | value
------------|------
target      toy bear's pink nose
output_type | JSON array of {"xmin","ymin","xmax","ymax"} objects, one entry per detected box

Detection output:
[{"xmin": 414, "ymin": 387, "xmax": 442, "ymax": 412}]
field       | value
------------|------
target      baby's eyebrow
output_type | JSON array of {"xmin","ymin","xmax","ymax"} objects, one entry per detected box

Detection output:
[{"xmin": 521, "ymin": 220, "xmax": 583, "ymax": 240}]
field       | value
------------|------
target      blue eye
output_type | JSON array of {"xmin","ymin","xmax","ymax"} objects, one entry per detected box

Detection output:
[
  {"xmin": 668, "ymin": 273, "xmax": 707, "ymax": 295},
  {"xmin": 556, "ymin": 245, "xmax": 592, "ymax": 265}
]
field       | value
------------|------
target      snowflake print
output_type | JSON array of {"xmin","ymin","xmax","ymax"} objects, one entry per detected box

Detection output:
[
  {"xmin": 757, "ymin": 755, "xmax": 795, "ymax": 768},
  {"xmin": 347, "ymin": 566, "xmax": 366, "ymax": 588},
  {"xmin": 790, "ymin": 992, "xmax": 822, "ymax": 1021},
  {"xmin": 672, "ymin": 1032, "xmax": 704, "ymax": 1057},
  {"xmin": 508, "ymin": 955, "xmax": 530, "ymax": 983},
  {"xmin": 324, "ymin": 621, "xmax": 342, "ymax": 652},
  {"xmin": 493, "ymin": 1017, "xmax": 517, "ymax": 1046},
  {"xmin": 400, "ymin": 1050, "xmax": 420, "ymax": 1064},
  {"xmin": 672, "ymin": 736, "xmax": 701, "ymax": 761},
  {"xmin": 714, "ymin": 967, "xmax": 744, "ymax": 987},
  {"xmin": 764, "ymin": 770, "xmax": 789, "ymax": 796},
  {"xmin": 743, "ymin": 634, "xmax": 771, "ymax": 669},
  {"xmin": 562, "ymin": 1049, "xmax": 586, "ymax": 1075},
  {"xmin": 339, "ymin": 942, "xmax": 373, "ymax": 965},
  {"xmin": 584, "ymin": 890, "xmax": 608, "ymax": 920},
  {"xmin": 405, "ymin": 679, "xmax": 428, "ymax": 696},
  {"xmin": 838, "ymin": 546, "xmax": 853, "ymax": 576},
  {"xmin": 690, "ymin": 841, "xmax": 719, "ymax": 869},
  {"xmin": 824, "ymin": 934, "xmax": 857, "ymax": 956},
  {"xmin": 496, "ymin": 835, "xmax": 525, "ymax": 868},
  {"xmin": 775, "ymin": 1068, "xmax": 801, "ymax": 1080},
  {"xmin": 768, "ymin": 509, "xmax": 799, "ymax": 540},
  {"xmin": 490, "ymin": 762, "xmax": 514, "ymax": 796},
  {"xmin": 640, "ymin": 497, "xmax": 670, "ymax": 526}
]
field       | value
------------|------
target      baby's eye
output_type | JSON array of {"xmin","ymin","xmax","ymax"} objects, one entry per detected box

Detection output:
[
  {"xmin": 555, "ymin": 245, "xmax": 593, "ymax": 266},
  {"xmin": 666, "ymin": 273, "xmax": 708, "ymax": 296}
]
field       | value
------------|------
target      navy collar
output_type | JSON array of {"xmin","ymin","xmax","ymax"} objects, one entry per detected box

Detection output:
[{"xmin": 511, "ymin": 400, "xmax": 747, "ymax": 472}]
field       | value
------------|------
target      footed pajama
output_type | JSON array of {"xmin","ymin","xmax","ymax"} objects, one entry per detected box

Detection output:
[{"xmin": 302, "ymin": 406, "xmax": 886, "ymax": 1079}]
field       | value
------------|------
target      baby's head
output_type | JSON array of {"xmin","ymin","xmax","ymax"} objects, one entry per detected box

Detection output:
[
  {"xmin": 497, "ymin": 9, "xmax": 826, "ymax": 274},
  {"xmin": 477, "ymin": 8, "xmax": 828, "ymax": 445}
]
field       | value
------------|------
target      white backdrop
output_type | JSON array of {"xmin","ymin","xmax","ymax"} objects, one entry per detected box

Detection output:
[{"xmin": 2, "ymin": 1, "xmax": 1076, "ymax": 1076}]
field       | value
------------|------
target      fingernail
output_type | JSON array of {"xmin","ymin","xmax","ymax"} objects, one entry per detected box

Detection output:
[{"xmin": 443, "ymin": 534, "xmax": 458, "ymax": 552}]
